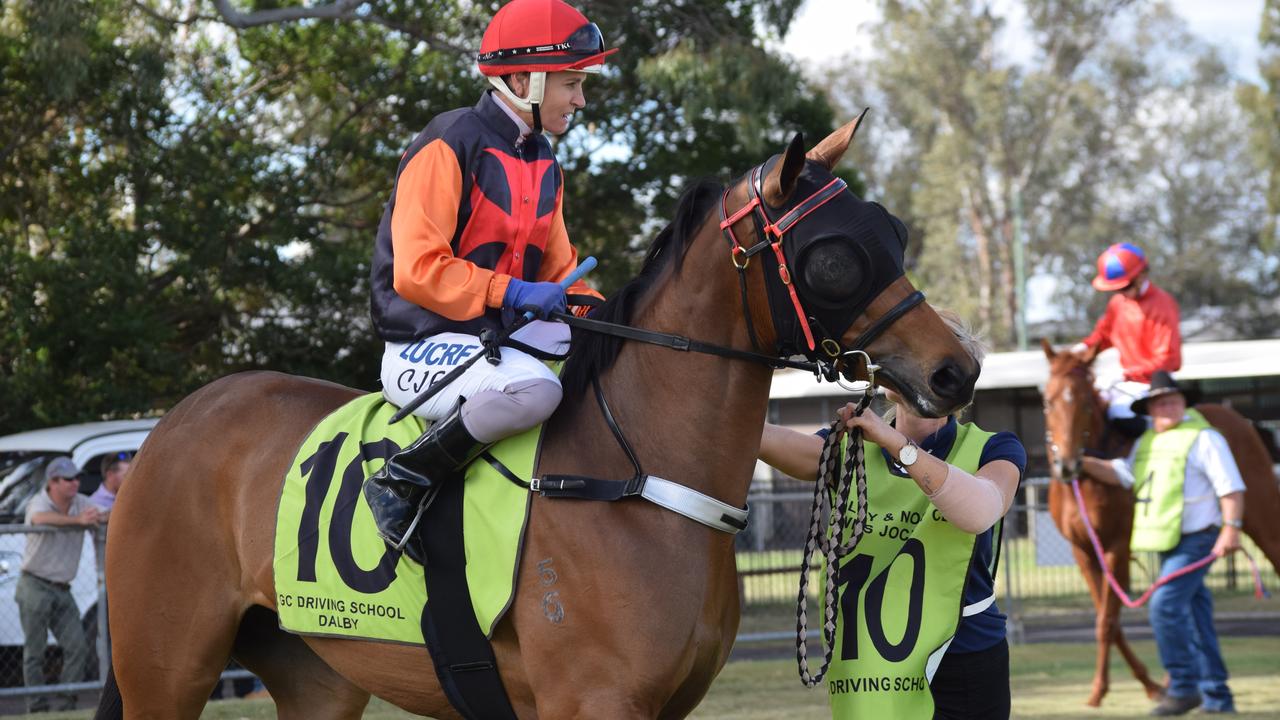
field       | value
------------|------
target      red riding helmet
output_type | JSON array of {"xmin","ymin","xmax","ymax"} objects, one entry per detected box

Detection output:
[
  {"xmin": 477, "ymin": 0, "xmax": 616, "ymax": 132},
  {"xmin": 477, "ymin": 0, "xmax": 617, "ymax": 76},
  {"xmin": 1091, "ymin": 242, "xmax": 1148, "ymax": 292}
]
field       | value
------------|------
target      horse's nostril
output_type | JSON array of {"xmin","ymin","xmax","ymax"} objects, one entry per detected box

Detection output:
[{"xmin": 929, "ymin": 360, "xmax": 965, "ymax": 398}]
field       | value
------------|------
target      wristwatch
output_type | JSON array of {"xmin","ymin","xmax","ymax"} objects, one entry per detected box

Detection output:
[
  {"xmin": 1225, "ymin": 518, "xmax": 1243, "ymax": 529},
  {"xmin": 897, "ymin": 439, "xmax": 920, "ymax": 468}
]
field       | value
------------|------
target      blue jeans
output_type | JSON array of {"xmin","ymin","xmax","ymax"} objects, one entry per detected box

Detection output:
[{"xmin": 1149, "ymin": 527, "xmax": 1234, "ymax": 712}]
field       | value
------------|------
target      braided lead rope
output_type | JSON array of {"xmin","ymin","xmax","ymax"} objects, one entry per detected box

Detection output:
[{"xmin": 796, "ymin": 410, "xmax": 871, "ymax": 687}]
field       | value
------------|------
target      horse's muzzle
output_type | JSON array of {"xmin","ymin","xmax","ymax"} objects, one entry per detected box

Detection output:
[{"xmin": 929, "ymin": 358, "xmax": 975, "ymax": 405}]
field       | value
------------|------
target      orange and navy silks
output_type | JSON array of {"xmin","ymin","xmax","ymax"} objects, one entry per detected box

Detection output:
[
  {"xmin": 370, "ymin": 91, "xmax": 601, "ymax": 343},
  {"xmin": 1081, "ymin": 281, "xmax": 1181, "ymax": 384}
]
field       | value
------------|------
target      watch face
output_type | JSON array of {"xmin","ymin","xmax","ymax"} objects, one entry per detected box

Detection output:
[{"xmin": 899, "ymin": 443, "xmax": 918, "ymax": 466}]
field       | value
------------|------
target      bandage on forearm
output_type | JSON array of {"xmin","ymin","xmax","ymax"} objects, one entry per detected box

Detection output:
[{"xmin": 923, "ymin": 465, "xmax": 1012, "ymax": 534}]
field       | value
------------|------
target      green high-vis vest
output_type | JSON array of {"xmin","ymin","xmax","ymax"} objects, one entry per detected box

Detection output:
[
  {"xmin": 1130, "ymin": 409, "xmax": 1211, "ymax": 553},
  {"xmin": 827, "ymin": 422, "xmax": 995, "ymax": 718}
]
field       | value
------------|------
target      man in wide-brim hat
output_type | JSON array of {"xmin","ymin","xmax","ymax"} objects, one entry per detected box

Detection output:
[
  {"xmin": 1129, "ymin": 369, "xmax": 1200, "ymax": 417},
  {"xmin": 1081, "ymin": 370, "xmax": 1244, "ymax": 715}
]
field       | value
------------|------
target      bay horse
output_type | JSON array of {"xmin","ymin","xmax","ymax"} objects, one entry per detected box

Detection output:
[
  {"xmin": 1040, "ymin": 339, "xmax": 1280, "ymax": 707},
  {"xmin": 98, "ymin": 118, "xmax": 980, "ymax": 719}
]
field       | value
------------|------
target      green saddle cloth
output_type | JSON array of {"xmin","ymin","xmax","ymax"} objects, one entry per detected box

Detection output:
[{"xmin": 272, "ymin": 393, "xmax": 536, "ymax": 644}]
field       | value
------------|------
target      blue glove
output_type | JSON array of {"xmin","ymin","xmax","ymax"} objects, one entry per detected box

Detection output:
[{"xmin": 502, "ymin": 278, "xmax": 567, "ymax": 321}]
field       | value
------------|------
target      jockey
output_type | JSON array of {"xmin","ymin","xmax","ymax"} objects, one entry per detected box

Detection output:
[
  {"xmin": 1071, "ymin": 242, "xmax": 1182, "ymax": 438},
  {"xmin": 364, "ymin": 0, "xmax": 612, "ymax": 562}
]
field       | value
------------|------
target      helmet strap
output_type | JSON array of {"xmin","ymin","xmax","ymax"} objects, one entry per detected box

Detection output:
[{"xmin": 488, "ymin": 72, "xmax": 546, "ymax": 133}]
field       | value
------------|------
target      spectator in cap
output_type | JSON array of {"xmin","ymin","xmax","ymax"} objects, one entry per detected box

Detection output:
[
  {"xmin": 1070, "ymin": 243, "xmax": 1182, "ymax": 438},
  {"xmin": 1080, "ymin": 371, "xmax": 1244, "ymax": 715},
  {"xmin": 89, "ymin": 452, "xmax": 131, "ymax": 512},
  {"xmin": 17, "ymin": 456, "xmax": 101, "ymax": 712}
]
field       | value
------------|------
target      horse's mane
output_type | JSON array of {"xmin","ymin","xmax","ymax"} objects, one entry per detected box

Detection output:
[{"xmin": 560, "ymin": 179, "xmax": 725, "ymax": 402}]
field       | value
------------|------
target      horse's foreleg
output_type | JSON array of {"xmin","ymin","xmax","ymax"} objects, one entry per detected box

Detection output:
[
  {"xmin": 1112, "ymin": 626, "xmax": 1163, "ymax": 700},
  {"xmin": 530, "ymin": 687, "xmax": 660, "ymax": 720},
  {"xmin": 1071, "ymin": 545, "xmax": 1112, "ymax": 707},
  {"xmin": 1110, "ymin": 552, "xmax": 1163, "ymax": 700}
]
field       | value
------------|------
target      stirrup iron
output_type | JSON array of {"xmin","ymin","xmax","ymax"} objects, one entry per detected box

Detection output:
[{"xmin": 391, "ymin": 489, "xmax": 436, "ymax": 552}]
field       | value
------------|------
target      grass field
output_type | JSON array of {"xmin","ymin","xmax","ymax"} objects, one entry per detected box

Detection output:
[{"xmin": 20, "ymin": 636, "xmax": 1279, "ymax": 719}]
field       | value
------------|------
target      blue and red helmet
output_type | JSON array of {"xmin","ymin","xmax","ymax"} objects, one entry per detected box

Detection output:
[{"xmin": 1091, "ymin": 243, "xmax": 1148, "ymax": 291}]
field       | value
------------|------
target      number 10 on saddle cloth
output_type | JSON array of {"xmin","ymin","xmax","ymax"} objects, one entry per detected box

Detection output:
[{"xmin": 272, "ymin": 393, "xmax": 537, "ymax": 644}]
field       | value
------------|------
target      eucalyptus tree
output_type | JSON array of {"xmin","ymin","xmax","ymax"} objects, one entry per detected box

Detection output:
[
  {"xmin": 825, "ymin": 0, "xmax": 1274, "ymax": 347},
  {"xmin": 1240, "ymin": 0, "xmax": 1280, "ymax": 250}
]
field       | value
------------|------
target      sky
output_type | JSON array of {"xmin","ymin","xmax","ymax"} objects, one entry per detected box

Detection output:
[{"xmin": 781, "ymin": 0, "xmax": 1265, "ymax": 82}]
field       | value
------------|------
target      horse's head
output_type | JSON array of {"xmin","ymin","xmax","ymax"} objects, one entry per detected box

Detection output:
[
  {"xmin": 718, "ymin": 112, "xmax": 979, "ymax": 417},
  {"xmin": 1041, "ymin": 338, "xmax": 1103, "ymax": 482}
]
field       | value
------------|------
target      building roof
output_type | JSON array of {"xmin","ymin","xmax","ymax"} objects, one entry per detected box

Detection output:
[{"xmin": 770, "ymin": 338, "xmax": 1280, "ymax": 399}]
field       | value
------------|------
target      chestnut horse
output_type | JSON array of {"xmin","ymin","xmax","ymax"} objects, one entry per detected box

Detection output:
[
  {"xmin": 97, "ymin": 119, "xmax": 980, "ymax": 719},
  {"xmin": 1040, "ymin": 339, "xmax": 1280, "ymax": 707}
]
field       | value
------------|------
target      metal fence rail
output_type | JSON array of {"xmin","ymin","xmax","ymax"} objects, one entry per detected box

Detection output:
[
  {"xmin": 0, "ymin": 475, "xmax": 1275, "ymax": 712},
  {"xmin": 0, "ymin": 524, "xmax": 108, "ymax": 700},
  {"xmin": 0, "ymin": 525, "xmax": 254, "ymax": 710},
  {"xmin": 733, "ymin": 476, "xmax": 1280, "ymax": 643}
]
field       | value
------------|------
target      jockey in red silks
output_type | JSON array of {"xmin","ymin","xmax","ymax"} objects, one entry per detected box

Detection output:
[
  {"xmin": 1071, "ymin": 242, "xmax": 1182, "ymax": 437},
  {"xmin": 363, "ymin": 0, "xmax": 613, "ymax": 562}
]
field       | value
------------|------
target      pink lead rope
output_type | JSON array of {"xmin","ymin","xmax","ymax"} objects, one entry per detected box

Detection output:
[{"xmin": 1069, "ymin": 477, "xmax": 1269, "ymax": 608}]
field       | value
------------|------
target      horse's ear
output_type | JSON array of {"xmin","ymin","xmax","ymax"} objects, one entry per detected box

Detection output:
[
  {"xmin": 805, "ymin": 107, "xmax": 869, "ymax": 171},
  {"xmin": 763, "ymin": 132, "xmax": 807, "ymax": 207},
  {"xmin": 1040, "ymin": 337, "xmax": 1056, "ymax": 361}
]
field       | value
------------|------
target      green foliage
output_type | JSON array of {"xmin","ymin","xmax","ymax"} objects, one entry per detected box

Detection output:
[
  {"xmin": 0, "ymin": 0, "xmax": 836, "ymax": 433},
  {"xmin": 554, "ymin": 0, "xmax": 835, "ymax": 290}
]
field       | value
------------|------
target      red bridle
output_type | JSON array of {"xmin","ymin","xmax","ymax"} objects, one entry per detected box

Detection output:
[{"xmin": 718, "ymin": 164, "xmax": 847, "ymax": 353}]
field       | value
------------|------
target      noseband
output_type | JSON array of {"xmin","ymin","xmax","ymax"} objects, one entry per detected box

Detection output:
[{"xmin": 718, "ymin": 163, "xmax": 924, "ymax": 366}]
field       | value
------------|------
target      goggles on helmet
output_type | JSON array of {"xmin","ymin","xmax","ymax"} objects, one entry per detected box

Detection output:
[{"xmin": 477, "ymin": 23, "xmax": 605, "ymax": 67}]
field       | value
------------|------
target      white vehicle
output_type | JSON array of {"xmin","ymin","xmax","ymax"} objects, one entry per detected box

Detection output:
[{"xmin": 0, "ymin": 419, "xmax": 158, "ymax": 651}]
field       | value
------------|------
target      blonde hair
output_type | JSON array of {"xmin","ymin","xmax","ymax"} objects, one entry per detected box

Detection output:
[
  {"xmin": 935, "ymin": 308, "xmax": 987, "ymax": 367},
  {"xmin": 881, "ymin": 308, "xmax": 985, "ymax": 423}
]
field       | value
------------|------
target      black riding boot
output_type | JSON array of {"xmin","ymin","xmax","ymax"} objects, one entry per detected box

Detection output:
[{"xmin": 362, "ymin": 401, "xmax": 490, "ymax": 563}]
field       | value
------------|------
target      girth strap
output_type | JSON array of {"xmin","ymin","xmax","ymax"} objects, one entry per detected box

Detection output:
[
  {"xmin": 532, "ymin": 474, "xmax": 749, "ymax": 534},
  {"xmin": 418, "ymin": 467, "xmax": 518, "ymax": 720}
]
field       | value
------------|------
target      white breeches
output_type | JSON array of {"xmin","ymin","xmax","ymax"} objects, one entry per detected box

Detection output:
[
  {"xmin": 380, "ymin": 321, "xmax": 570, "ymax": 442},
  {"xmin": 1097, "ymin": 379, "xmax": 1150, "ymax": 421}
]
